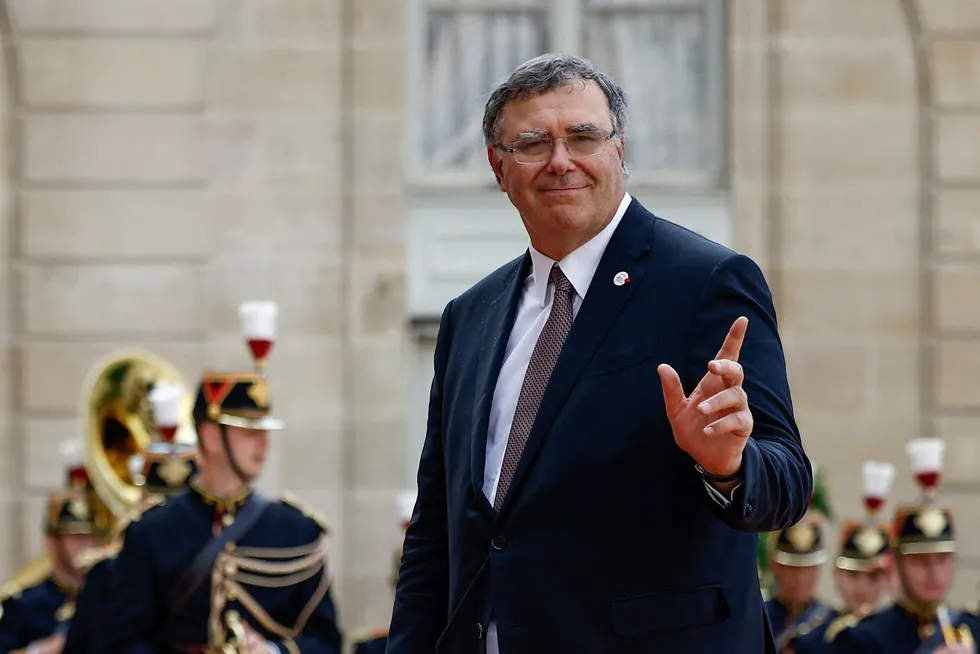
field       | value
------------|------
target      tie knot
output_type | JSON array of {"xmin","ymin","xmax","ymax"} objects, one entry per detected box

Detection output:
[{"xmin": 550, "ymin": 264, "xmax": 573, "ymax": 296}]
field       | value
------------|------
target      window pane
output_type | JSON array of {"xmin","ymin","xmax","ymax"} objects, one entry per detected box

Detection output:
[
  {"xmin": 585, "ymin": 10, "xmax": 711, "ymax": 177},
  {"xmin": 424, "ymin": 10, "xmax": 547, "ymax": 173}
]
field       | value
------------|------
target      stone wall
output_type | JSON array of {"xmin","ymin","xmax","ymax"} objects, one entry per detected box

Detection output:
[
  {"xmin": 732, "ymin": 0, "xmax": 980, "ymax": 604},
  {"xmin": 0, "ymin": 0, "xmax": 409, "ymax": 637},
  {"xmin": 0, "ymin": 0, "xmax": 979, "ymax": 640}
]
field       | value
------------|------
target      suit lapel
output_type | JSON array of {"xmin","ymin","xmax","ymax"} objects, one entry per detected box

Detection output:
[
  {"xmin": 496, "ymin": 202, "xmax": 655, "ymax": 518},
  {"xmin": 471, "ymin": 253, "xmax": 530, "ymax": 515}
]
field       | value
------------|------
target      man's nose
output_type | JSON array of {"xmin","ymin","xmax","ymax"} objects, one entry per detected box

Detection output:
[{"xmin": 545, "ymin": 139, "xmax": 575, "ymax": 175}]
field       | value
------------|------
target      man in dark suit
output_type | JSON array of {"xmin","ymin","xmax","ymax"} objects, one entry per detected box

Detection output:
[{"xmin": 387, "ymin": 53, "xmax": 812, "ymax": 654}]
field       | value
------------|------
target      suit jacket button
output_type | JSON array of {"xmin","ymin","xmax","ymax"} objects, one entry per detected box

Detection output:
[
  {"xmin": 491, "ymin": 536, "xmax": 507, "ymax": 551},
  {"xmin": 476, "ymin": 622, "xmax": 484, "ymax": 639}
]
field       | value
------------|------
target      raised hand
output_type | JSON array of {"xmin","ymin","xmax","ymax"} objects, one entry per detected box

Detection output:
[{"xmin": 657, "ymin": 316, "xmax": 753, "ymax": 477}]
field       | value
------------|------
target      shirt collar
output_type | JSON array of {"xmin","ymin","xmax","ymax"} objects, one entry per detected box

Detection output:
[{"xmin": 528, "ymin": 192, "xmax": 632, "ymax": 307}]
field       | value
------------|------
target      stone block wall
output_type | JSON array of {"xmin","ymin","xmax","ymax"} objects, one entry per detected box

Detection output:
[
  {"xmin": 732, "ymin": 0, "xmax": 980, "ymax": 604},
  {"xmin": 0, "ymin": 0, "xmax": 978, "ymax": 640}
]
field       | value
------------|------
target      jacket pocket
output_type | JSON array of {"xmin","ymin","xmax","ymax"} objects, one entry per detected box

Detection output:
[
  {"xmin": 583, "ymin": 350, "xmax": 659, "ymax": 381},
  {"xmin": 610, "ymin": 585, "xmax": 731, "ymax": 636}
]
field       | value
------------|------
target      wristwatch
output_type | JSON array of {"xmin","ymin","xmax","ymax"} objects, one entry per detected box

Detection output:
[{"xmin": 695, "ymin": 463, "xmax": 742, "ymax": 483}]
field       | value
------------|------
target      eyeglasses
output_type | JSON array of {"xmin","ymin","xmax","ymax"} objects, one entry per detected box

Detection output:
[{"xmin": 496, "ymin": 130, "xmax": 619, "ymax": 164}]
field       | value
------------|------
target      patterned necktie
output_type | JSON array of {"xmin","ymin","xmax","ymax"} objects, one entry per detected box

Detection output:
[{"xmin": 494, "ymin": 263, "xmax": 575, "ymax": 512}]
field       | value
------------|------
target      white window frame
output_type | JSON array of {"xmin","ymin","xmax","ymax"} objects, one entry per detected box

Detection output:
[{"xmin": 404, "ymin": 0, "xmax": 728, "ymax": 192}]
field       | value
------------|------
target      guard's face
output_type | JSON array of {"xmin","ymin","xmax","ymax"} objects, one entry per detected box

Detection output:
[
  {"xmin": 225, "ymin": 425, "xmax": 270, "ymax": 479},
  {"xmin": 898, "ymin": 551, "xmax": 956, "ymax": 603},
  {"xmin": 488, "ymin": 80, "xmax": 626, "ymax": 259},
  {"xmin": 835, "ymin": 567, "xmax": 889, "ymax": 611},
  {"xmin": 47, "ymin": 533, "xmax": 94, "ymax": 579},
  {"xmin": 770, "ymin": 561, "xmax": 820, "ymax": 604}
]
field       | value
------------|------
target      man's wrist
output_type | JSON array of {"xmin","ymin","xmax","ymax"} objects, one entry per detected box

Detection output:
[{"xmin": 695, "ymin": 462, "xmax": 743, "ymax": 483}]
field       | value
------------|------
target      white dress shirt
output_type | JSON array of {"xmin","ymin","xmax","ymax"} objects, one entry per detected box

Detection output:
[{"xmin": 480, "ymin": 192, "xmax": 734, "ymax": 653}]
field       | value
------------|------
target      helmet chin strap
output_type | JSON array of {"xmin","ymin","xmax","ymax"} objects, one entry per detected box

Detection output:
[{"xmin": 219, "ymin": 422, "xmax": 253, "ymax": 486}]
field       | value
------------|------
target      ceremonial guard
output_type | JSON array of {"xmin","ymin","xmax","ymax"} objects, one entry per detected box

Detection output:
[
  {"xmin": 764, "ymin": 510, "xmax": 835, "ymax": 652},
  {"xmin": 0, "ymin": 441, "xmax": 97, "ymax": 654},
  {"xmin": 63, "ymin": 380, "xmax": 200, "ymax": 653},
  {"xmin": 97, "ymin": 301, "xmax": 342, "ymax": 654},
  {"xmin": 350, "ymin": 490, "xmax": 417, "ymax": 654},
  {"xmin": 832, "ymin": 438, "xmax": 975, "ymax": 654},
  {"xmin": 794, "ymin": 461, "xmax": 896, "ymax": 654}
]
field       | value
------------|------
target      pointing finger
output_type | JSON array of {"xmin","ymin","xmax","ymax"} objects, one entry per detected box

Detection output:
[
  {"xmin": 714, "ymin": 316, "xmax": 749, "ymax": 362},
  {"xmin": 707, "ymin": 359, "xmax": 744, "ymax": 386},
  {"xmin": 657, "ymin": 364, "xmax": 687, "ymax": 420}
]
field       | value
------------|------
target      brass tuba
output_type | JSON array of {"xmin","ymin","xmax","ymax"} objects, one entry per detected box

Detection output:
[
  {"xmin": 0, "ymin": 349, "xmax": 194, "ymax": 608},
  {"xmin": 80, "ymin": 348, "xmax": 196, "ymax": 538}
]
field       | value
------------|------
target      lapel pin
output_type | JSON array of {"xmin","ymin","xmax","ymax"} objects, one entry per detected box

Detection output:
[{"xmin": 613, "ymin": 271, "xmax": 630, "ymax": 286}]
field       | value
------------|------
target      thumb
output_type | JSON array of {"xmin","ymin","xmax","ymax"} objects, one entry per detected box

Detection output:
[{"xmin": 657, "ymin": 364, "xmax": 687, "ymax": 419}]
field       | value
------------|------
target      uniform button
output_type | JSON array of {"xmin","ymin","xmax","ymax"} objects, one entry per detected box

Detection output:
[
  {"xmin": 476, "ymin": 622, "xmax": 484, "ymax": 640},
  {"xmin": 491, "ymin": 536, "xmax": 507, "ymax": 551},
  {"xmin": 746, "ymin": 503, "xmax": 753, "ymax": 513}
]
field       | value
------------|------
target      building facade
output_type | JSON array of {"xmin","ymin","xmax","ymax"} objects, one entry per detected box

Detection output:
[{"xmin": 0, "ymin": 0, "xmax": 978, "ymax": 636}]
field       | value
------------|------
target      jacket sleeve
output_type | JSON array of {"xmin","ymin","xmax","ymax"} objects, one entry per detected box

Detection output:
[
  {"xmin": 94, "ymin": 521, "xmax": 162, "ymax": 653},
  {"xmin": 684, "ymin": 254, "xmax": 812, "ymax": 532},
  {"xmin": 385, "ymin": 300, "xmax": 455, "ymax": 654}
]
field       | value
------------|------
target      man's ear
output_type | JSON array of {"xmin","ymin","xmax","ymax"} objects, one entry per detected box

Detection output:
[{"xmin": 488, "ymin": 145, "xmax": 506, "ymax": 191}]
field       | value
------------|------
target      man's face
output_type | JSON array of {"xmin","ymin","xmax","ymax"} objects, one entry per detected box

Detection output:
[
  {"xmin": 224, "ymin": 425, "xmax": 269, "ymax": 480},
  {"xmin": 201, "ymin": 422, "xmax": 270, "ymax": 481},
  {"xmin": 47, "ymin": 532, "xmax": 94, "ymax": 580},
  {"xmin": 835, "ymin": 567, "xmax": 889, "ymax": 610},
  {"xmin": 488, "ymin": 80, "xmax": 626, "ymax": 259},
  {"xmin": 770, "ymin": 561, "xmax": 820, "ymax": 605},
  {"xmin": 898, "ymin": 551, "xmax": 956, "ymax": 604}
]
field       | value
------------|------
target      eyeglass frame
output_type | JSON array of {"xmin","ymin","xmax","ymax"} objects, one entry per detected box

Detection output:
[{"xmin": 494, "ymin": 129, "xmax": 620, "ymax": 164}]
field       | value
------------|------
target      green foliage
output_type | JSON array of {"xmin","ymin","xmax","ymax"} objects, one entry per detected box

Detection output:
[{"xmin": 810, "ymin": 463, "xmax": 833, "ymax": 521}]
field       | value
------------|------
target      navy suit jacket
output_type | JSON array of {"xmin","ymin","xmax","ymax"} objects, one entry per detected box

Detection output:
[{"xmin": 388, "ymin": 199, "xmax": 812, "ymax": 654}]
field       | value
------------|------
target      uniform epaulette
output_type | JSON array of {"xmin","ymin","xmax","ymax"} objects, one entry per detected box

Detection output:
[
  {"xmin": 350, "ymin": 625, "xmax": 389, "ymax": 645},
  {"xmin": 73, "ymin": 540, "xmax": 123, "ymax": 573},
  {"xmin": 824, "ymin": 605, "xmax": 874, "ymax": 643},
  {"xmin": 281, "ymin": 492, "xmax": 330, "ymax": 534}
]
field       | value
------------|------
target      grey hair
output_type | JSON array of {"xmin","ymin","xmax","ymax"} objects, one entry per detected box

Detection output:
[{"xmin": 482, "ymin": 53, "xmax": 630, "ymax": 147}]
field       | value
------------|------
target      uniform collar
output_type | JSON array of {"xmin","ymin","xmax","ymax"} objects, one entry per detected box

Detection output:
[
  {"xmin": 898, "ymin": 598, "xmax": 939, "ymax": 623},
  {"xmin": 527, "ymin": 192, "xmax": 631, "ymax": 308},
  {"xmin": 50, "ymin": 574, "xmax": 79, "ymax": 596},
  {"xmin": 190, "ymin": 477, "xmax": 252, "ymax": 515},
  {"xmin": 775, "ymin": 596, "xmax": 817, "ymax": 618}
]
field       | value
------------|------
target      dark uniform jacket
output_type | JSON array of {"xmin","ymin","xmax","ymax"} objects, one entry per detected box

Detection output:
[
  {"xmin": 63, "ymin": 555, "xmax": 118, "ymax": 653},
  {"xmin": 0, "ymin": 577, "xmax": 71, "ymax": 653},
  {"xmin": 763, "ymin": 598, "xmax": 836, "ymax": 653},
  {"xmin": 96, "ymin": 484, "xmax": 342, "ymax": 653},
  {"xmin": 833, "ymin": 603, "xmax": 976, "ymax": 654}
]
